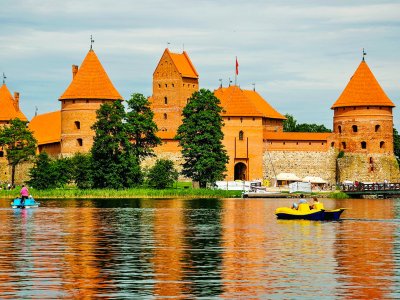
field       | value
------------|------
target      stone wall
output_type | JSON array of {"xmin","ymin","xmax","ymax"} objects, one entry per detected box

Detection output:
[
  {"xmin": 0, "ymin": 160, "xmax": 33, "ymax": 186},
  {"xmin": 263, "ymin": 149, "xmax": 337, "ymax": 184},
  {"xmin": 337, "ymin": 153, "xmax": 400, "ymax": 183},
  {"xmin": 141, "ymin": 151, "xmax": 187, "ymax": 180}
]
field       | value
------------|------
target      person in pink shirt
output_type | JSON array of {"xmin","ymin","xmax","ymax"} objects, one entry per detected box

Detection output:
[{"xmin": 20, "ymin": 185, "xmax": 29, "ymax": 206}]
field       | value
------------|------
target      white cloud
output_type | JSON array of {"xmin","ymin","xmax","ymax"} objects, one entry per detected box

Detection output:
[{"xmin": 0, "ymin": 0, "xmax": 399, "ymax": 129}]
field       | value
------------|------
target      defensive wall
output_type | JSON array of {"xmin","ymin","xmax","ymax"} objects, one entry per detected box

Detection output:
[{"xmin": 262, "ymin": 148, "xmax": 337, "ymax": 184}]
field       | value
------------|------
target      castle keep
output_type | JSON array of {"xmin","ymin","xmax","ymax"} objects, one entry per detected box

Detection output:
[{"xmin": 8, "ymin": 46, "xmax": 398, "ymax": 184}]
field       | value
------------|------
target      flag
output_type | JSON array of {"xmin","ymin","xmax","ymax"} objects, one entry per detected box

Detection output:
[{"xmin": 235, "ymin": 57, "xmax": 239, "ymax": 75}]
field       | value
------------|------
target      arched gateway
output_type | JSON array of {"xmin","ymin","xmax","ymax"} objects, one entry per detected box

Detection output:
[{"xmin": 234, "ymin": 162, "xmax": 247, "ymax": 181}]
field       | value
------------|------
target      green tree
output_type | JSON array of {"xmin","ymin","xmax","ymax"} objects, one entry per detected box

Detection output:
[
  {"xmin": 125, "ymin": 93, "xmax": 162, "ymax": 162},
  {"xmin": 91, "ymin": 101, "xmax": 142, "ymax": 189},
  {"xmin": 283, "ymin": 114, "xmax": 331, "ymax": 133},
  {"xmin": 283, "ymin": 114, "xmax": 297, "ymax": 132},
  {"xmin": 52, "ymin": 157, "xmax": 74, "ymax": 187},
  {"xmin": 394, "ymin": 128, "xmax": 400, "ymax": 164},
  {"xmin": 70, "ymin": 153, "xmax": 93, "ymax": 189},
  {"xmin": 28, "ymin": 152, "xmax": 58, "ymax": 189},
  {"xmin": 147, "ymin": 159, "xmax": 178, "ymax": 189},
  {"xmin": 176, "ymin": 89, "xmax": 229, "ymax": 188},
  {"xmin": 0, "ymin": 118, "xmax": 37, "ymax": 185}
]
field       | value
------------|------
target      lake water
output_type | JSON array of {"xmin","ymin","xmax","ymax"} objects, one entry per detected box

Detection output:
[{"xmin": 1, "ymin": 197, "xmax": 400, "ymax": 299}]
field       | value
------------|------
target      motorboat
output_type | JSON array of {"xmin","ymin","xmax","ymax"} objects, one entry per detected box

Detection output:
[
  {"xmin": 275, "ymin": 203, "xmax": 345, "ymax": 221},
  {"xmin": 11, "ymin": 198, "xmax": 40, "ymax": 209}
]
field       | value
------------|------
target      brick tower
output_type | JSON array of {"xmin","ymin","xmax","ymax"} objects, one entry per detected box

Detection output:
[
  {"xmin": 59, "ymin": 49, "xmax": 122, "ymax": 156},
  {"xmin": 331, "ymin": 58, "xmax": 400, "ymax": 182},
  {"xmin": 150, "ymin": 48, "xmax": 199, "ymax": 140}
]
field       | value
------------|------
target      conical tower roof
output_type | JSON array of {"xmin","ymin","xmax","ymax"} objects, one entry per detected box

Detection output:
[
  {"xmin": 59, "ymin": 49, "xmax": 122, "ymax": 100},
  {"xmin": 0, "ymin": 84, "xmax": 27, "ymax": 121},
  {"xmin": 331, "ymin": 60, "xmax": 395, "ymax": 108}
]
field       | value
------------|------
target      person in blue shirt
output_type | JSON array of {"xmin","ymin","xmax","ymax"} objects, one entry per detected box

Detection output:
[{"xmin": 291, "ymin": 194, "xmax": 307, "ymax": 209}]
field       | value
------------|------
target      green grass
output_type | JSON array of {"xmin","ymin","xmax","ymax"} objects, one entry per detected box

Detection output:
[
  {"xmin": 0, "ymin": 186, "xmax": 242, "ymax": 199},
  {"xmin": 328, "ymin": 191, "xmax": 350, "ymax": 199}
]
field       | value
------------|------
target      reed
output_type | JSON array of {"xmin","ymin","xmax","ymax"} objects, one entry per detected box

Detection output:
[{"xmin": 0, "ymin": 187, "xmax": 242, "ymax": 199}]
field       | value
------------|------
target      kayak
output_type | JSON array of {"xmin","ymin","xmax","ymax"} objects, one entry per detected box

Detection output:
[
  {"xmin": 275, "ymin": 203, "xmax": 345, "ymax": 221},
  {"xmin": 11, "ymin": 198, "xmax": 40, "ymax": 209}
]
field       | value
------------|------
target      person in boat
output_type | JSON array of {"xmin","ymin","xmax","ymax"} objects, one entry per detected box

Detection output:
[
  {"xmin": 291, "ymin": 194, "xmax": 308, "ymax": 210},
  {"xmin": 20, "ymin": 185, "xmax": 29, "ymax": 206},
  {"xmin": 311, "ymin": 197, "xmax": 320, "ymax": 209}
]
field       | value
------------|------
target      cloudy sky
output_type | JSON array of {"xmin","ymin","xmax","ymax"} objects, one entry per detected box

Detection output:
[{"xmin": 1, "ymin": 0, "xmax": 399, "ymax": 129}]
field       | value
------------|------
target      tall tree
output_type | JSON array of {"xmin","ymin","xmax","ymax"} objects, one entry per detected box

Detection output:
[
  {"xmin": 91, "ymin": 101, "xmax": 141, "ymax": 189},
  {"xmin": 0, "ymin": 118, "xmax": 37, "ymax": 185},
  {"xmin": 125, "ymin": 93, "xmax": 161, "ymax": 162},
  {"xmin": 176, "ymin": 89, "xmax": 229, "ymax": 188}
]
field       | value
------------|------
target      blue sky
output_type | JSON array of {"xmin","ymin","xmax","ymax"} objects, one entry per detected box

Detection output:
[{"xmin": 1, "ymin": 0, "xmax": 399, "ymax": 129}]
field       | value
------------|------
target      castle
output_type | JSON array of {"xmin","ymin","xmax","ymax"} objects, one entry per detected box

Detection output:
[{"xmin": 1, "ymin": 46, "xmax": 398, "ymax": 184}]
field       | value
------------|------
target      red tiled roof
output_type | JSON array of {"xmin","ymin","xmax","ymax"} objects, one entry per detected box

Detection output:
[
  {"xmin": 331, "ymin": 60, "xmax": 395, "ymax": 108},
  {"xmin": 59, "ymin": 50, "xmax": 122, "ymax": 100},
  {"xmin": 167, "ymin": 49, "xmax": 199, "ymax": 79},
  {"xmin": 214, "ymin": 86, "xmax": 286, "ymax": 119},
  {"xmin": 28, "ymin": 111, "xmax": 61, "ymax": 145},
  {"xmin": 264, "ymin": 132, "xmax": 331, "ymax": 141},
  {"xmin": 0, "ymin": 84, "xmax": 27, "ymax": 121}
]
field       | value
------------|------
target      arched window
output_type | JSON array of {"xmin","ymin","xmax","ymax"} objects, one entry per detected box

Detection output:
[
  {"xmin": 375, "ymin": 125, "xmax": 381, "ymax": 132},
  {"xmin": 164, "ymin": 97, "xmax": 168, "ymax": 104},
  {"xmin": 77, "ymin": 138, "xmax": 83, "ymax": 146},
  {"xmin": 0, "ymin": 151, "xmax": 3, "ymax": 157},
  {"xmin": 331, "ymin": 142, "xmax": 335, "ymax": 147},
  {"xmin": 74, "ymin": 121, "xmax": 80, "ymax": 130},
  {"xmin": 361, "ymin": 141, "xmax": 367, "ymax": 149},
  {"xmin": 338, "ymin": 125, "xmax": 342, "ymax": 133},
  {"xmin": 380, "ymin": 141, "xmax": 385, "ymax": 149},
  {"xmin": 352, "ymin": 125, "xmax": 358, "ymax": 133},
  {"xmin": 341, "ymin": 142, "xmax": 346, "ymax": 149},
  {"xmin": 239, "ymin": 131, "xmax": 244, "ymax": 140},
  {"xmin": 163, "ymin": 113, "xmax": 167, "ymax": 120}
]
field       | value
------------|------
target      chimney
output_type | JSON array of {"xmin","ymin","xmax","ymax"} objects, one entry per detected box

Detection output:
[
  {"xmin": 14, "ymin": 92, "xmax": 20, "ymax": 110},
  {"xmin": 72, "ymin": 65, "xmax": 79, "ymax": 78}
]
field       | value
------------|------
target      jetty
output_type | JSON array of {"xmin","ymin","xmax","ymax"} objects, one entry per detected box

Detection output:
[{"xmin": 341, "ymin": 182, "xmax": 400, "ymax": 198}]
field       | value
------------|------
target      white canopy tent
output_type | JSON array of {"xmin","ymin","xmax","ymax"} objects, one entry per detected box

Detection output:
[
  {"xmin": 302, "ymin": 176, "xmax": 327, "ymax": 184},
  {"xmin": 276, "ymin": 173, "xmax": 300, "ymax": 181}
]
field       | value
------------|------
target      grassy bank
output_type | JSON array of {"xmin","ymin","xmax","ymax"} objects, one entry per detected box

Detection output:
[{"xmin": 0, "ymin": 187, "xmax": 242, "ymax": 199}]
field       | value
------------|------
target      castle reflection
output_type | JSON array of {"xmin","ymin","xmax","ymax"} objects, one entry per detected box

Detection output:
[{"xmin": 0, "ymin": 198, "xmax": 399, "ymax": 298}]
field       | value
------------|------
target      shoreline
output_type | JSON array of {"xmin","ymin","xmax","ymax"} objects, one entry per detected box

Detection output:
[{"xmin": 0, "ymin": 187, "xmax": 345, "ymax": 199}]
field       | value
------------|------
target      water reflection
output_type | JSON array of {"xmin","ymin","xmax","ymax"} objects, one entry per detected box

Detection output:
[{"xmin": 0, "ymin": 198, "xmax": 400, "ymax": 298}]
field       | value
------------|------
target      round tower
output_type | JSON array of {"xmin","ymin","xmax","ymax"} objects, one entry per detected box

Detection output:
[
  {"xmin": 59, "ymin": 49, "xmax": 122, "ymax": 156},
  {"xmin": 331, "ymin": 58, "xmax": 399, "ymax": 181}
]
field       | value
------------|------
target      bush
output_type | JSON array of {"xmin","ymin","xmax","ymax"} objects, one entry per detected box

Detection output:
[{"xmin": 147, "ymin": 159, "xmax": 178, "ymax": 189}]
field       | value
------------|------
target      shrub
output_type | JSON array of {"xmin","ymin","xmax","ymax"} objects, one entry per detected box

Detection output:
[{"xmin": 147, "ymin": 159, "xmax": 178, "ymax": 189}]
